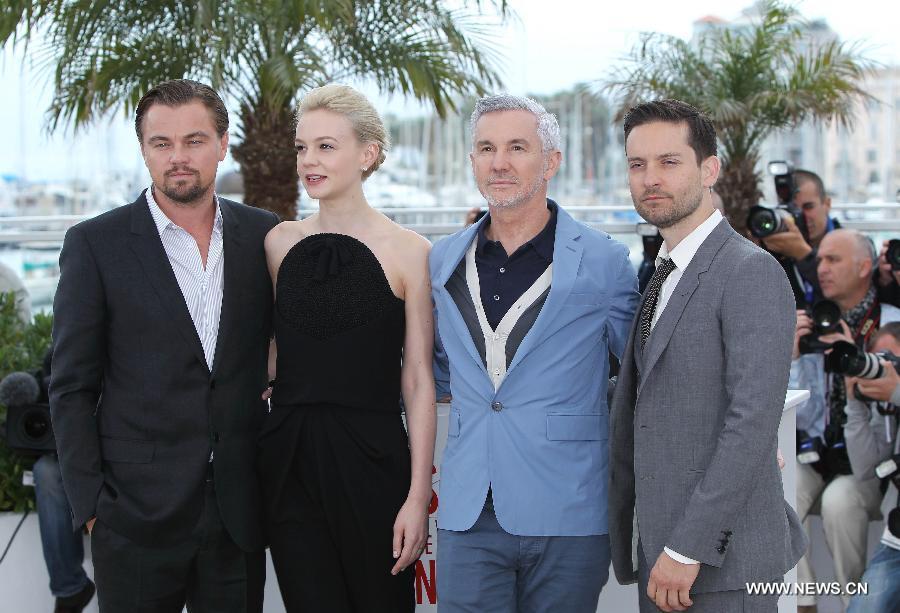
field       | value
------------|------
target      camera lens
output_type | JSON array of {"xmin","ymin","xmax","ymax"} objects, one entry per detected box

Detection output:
[
  {"xmin": 21, "ymin": 407, "xmax": 52, "ymax": 443},
  {"xmin": 810, "ymin": 300, "xmax": 841, "ymax": 334},
  {"xmin": 748, "ymin": 206, "xmax": 789, "ymax": 238},
  {"xmin": 826, "ymin": 341, "xmax": 885, "ymax": 379}
]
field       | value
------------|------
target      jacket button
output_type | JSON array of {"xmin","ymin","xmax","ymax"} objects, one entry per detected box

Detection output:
[
  {"xmin": 491, "ymin": 401, "xmax": 503, "ymax": 412},
  {"xmin": 210, "ymin": 379, "xmax": 216, "ymax": 390},
  {"xmin": 717, "ymin": 546, "xmax": 726, "ymax": 554},
  {"xmin": 213, "ymin": 433, "xmax": 220, "ymax": 443}
]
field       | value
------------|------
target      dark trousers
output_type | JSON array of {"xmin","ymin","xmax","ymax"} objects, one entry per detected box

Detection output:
[{"xmin": 91, "ymin": 479, "xmax": 264, "ymax": 613}]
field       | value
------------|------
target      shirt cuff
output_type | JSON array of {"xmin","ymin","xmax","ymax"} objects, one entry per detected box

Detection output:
[{"xmin": 664, "ymin": 546, "xmax": 699, "ymax": 565}]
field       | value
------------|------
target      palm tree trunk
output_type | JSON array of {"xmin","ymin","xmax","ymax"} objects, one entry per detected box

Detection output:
[
  {"xmin": 231, "ymin": 102, "xmax": 299, "ymax": 221},
  {"xmin": 716, "ymin": 156, "xmax": 763, "ymax": 237}
]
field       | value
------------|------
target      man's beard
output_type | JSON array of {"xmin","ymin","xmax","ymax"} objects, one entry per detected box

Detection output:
[
  {"xmin": 160, "ymin": 168, "xmax": 211, "ymax": 205},
  {"xmin": 483, "ymin": 172, "xmax": 544, "ymax": 209},
  {"xmin": 633, "ymin": 184, "xmax": 704, "ymax": 228}
]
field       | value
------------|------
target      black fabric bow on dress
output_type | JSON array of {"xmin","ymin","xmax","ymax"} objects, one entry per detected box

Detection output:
[{"xmin": 305, "ymin": 235, "xmax": 354, "ymax": 282}]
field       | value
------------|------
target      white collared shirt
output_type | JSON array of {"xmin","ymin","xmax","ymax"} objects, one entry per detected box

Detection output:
[
  {"xmin": 146, "ymin": 186, "xmax": 225, "ymax": 370},
  {"xmin": 652, "ymin": 209, "xmax": 723, "ymax": 330},
  {"xmin": 651, "ymin": 208, "xmax": 723, "ymax": 567}
]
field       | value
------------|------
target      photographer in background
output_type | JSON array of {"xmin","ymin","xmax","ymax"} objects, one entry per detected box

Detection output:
[
  {"xmin": 876, "ymin": 239, "xmax": 900, "ymax": 308},
  {"xmin": 841, "ymin": 323, "xmax": 900, "ymax": 612},
  {"xmin": 791, "ymin": 229, "xmax": 899, "ymax": 612},
  {"xmin": 26, "ymin": 350, "xmax": 95, "ymax": 613},
  {"xmin": 0, "ymin": 279, "xmax": 93, "ymax": 612},
  {"xmin": 760, "ymin": 169, "xmax": 840, "ymax": 309}
]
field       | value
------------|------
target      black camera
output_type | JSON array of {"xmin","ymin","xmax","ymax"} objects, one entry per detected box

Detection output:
[
  {"xmin": 0, "ymin": 369, "xmax": 55, "ymax": 455},
  {"xmin": 887, "ymin": 239, "xmax": 900, "ymax": 271},
  {"xmin": 825, "ymin": 341, "xmax": 900, "ymax": 379},
  {"xmin": 798, "ymin": 299, "xmax": 842, "ymax": 354},
  {"xmin": 797, "ymin": 430, "xmax": 826, "ymax": 465},
  {"xmin": 4, "ymin": 402, "xmax": 55, "ymax": 454},
  {"xmin": 747, "ymin": 161, "xmax": 810, "ymax": 240},
  {"xmin": 825, "ymin": 341, "xmax": 900, "ymax": 402},
  {"xmin": 797, "ymin": 428, "xmax": 851, "ymax": 476},
  {"xmin": 875, "ymin": 454, "xmax": 900, "ymax": 538}
]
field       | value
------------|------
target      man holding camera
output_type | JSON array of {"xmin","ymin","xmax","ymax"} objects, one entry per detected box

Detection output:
[
  {"xmin": 761, "ymin": 169, "xmax": 839, "ymax": 309},
  {"xmin": 792, "ymin": 229, "xmax": 900, "ymax": 612},
  {"xmin": 876, "ymin": 239, "xmax": 900, "ymax": 308},
  {"xmin": 840, "ymin": 322, "xmax": 900, "ymax": 612}
]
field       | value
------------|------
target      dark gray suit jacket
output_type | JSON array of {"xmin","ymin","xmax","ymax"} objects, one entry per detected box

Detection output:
[
  {"xmin": 609, "ymin": 219, "xmax": 807, "ymax": 593},
  {"xmin": 50, "ymin": 192, "xmax": 278, "ymax": 551}
]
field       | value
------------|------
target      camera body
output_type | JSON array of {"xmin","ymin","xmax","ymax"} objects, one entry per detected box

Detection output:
[
  {"xmin": 887, "ymin": 239, "xmax": 900, "ymax": 271},
  {"xmin": 799, "ymin": 299, "xmax": 842, "ymax": 354},
  {"xmin": 0, "ymin": 368, "xmax": 55, "ymax": 455},
  {"xmin": 797, "ymin": 430, "xmax": 826, "ymax": 465},
  {"xmin": 875, "ymin": 454, "xmax": 900, "ymax": 538},
  {"xmin": 797, "ymin": 427, "xmax": 851, "ymax": 477},
  {"xmin": 747, "ymin": 161, "xmax": 810, "ymax": 241}
]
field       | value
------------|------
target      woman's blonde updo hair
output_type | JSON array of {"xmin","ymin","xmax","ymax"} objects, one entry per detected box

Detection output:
[{"xmin": 296, "ymin": 84, "xmax": 389, "ymax": 180}]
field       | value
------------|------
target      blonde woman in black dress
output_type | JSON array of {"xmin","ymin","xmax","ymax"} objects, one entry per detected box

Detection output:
[{"xmin": 258, "ymin": 84, "xmax": 436, "ymax": 612}]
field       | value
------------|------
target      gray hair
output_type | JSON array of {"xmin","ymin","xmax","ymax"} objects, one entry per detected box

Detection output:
[
  {"xmin": 852, "ymin": 231, "xmax": 877, "ymax": 267},
  {"xmin": 470, "ymin": 94, "xmax": 561, "ymax": 152}
]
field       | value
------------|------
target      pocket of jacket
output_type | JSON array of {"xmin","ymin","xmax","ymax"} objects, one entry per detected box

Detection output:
[
  {"xmin": 448, "ymin": 410, "xmax": 461, "ymax": 437},
  {"xmin": 546, "ymin": 413, "xmax": 607, "ymax": 441},
  {"xmin": 100, "ymin": 436, "xmax": 155, "ymax": 463}
]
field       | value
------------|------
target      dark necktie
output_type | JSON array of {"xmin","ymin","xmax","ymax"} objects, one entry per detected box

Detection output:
[{"xmin": 639, "ymin": 258, "xmax": 677, "ymax": 348}]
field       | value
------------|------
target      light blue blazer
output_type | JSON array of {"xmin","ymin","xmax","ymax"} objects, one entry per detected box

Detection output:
[{"xmin": 431, "ymin": 203, "xmax": 639, "ymax": 536}]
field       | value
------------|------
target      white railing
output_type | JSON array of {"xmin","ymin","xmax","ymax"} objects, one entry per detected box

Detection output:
[{"xmin": 1, "ymin": 203, "xmax": 899, "ymax": 244}]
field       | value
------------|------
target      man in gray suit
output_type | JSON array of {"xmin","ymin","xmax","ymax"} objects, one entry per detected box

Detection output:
[{"xmin": 609, "ymin": 99, "xmax": 807, "ymax": 612}]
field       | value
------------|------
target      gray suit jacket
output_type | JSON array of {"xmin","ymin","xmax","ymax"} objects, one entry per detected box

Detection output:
[{"xmin": 609, "ymin": 219, "xmax": 807, "ymax": 593}]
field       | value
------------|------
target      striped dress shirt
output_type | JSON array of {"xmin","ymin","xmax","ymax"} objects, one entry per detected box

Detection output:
[{"xmin": 146, "ymin": 186, "xmax": 225, "ymax": 370}]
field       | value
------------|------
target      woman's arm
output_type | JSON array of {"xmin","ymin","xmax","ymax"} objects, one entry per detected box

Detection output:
[
  {"xmin": 391, "ymin": 231, "xmax": 437, "ymax": 575},
  {"xmin": 262, "ymin": 222, "xmax": 300, "ymax": 398}
]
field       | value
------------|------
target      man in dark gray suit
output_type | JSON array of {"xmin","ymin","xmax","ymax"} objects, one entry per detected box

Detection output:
[
  {"xmin": 50, "ymin": 80, "xmax": 278, "ymax": 612},
  {"xmin": 609, "ymin": 99, "xmax": 807, "ymax": 612}
]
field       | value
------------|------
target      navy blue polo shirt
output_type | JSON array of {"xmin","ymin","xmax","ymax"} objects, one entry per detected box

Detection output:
[{"xmin": 476, "ymin": 200, "xmax": 558, "ymax": 330}]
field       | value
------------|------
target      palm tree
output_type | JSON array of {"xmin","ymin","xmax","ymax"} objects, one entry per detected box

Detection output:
[
  {"xmin": 1, "ymin": 0, "xmax": 507, "ymax": 220},
  {"xmin": 603, "ymin": 0, "xmax": 875, "ymax": 235}
]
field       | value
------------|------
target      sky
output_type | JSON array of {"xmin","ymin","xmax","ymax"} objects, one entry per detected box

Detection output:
[{"xmin": 1, "ymin": 0, "xmax": 898, "ymax": 182}]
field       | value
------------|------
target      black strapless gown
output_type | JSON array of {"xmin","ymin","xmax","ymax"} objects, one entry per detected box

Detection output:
[{"xmin": 258, "ymin": 233, "xmax": 414, "ymax": 613}]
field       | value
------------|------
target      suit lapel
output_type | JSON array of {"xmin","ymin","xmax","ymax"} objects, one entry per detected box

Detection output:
[
  {"xmin": 505, "ymin": 206, "xmax": 583, "ymax": 376},
  {"xmin": 437, "ymin": 221, "xmax": 489, "ymax": 374},
  {"xmin": 210, "ymin": 200, "xmax": 242, "ymax": 377},
  {"xmin": 638, "ymin": 220, "xmax": 733, "ymax": 394},
  {"xmin": 128, "ymin": 193, "xmax": 208, "ymax": 371}
]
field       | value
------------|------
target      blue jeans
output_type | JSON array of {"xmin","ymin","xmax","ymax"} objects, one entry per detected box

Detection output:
[
  {"xmin": 32, "ymin": 454, "xmax": 90, "ymax": 598},
  {"xmin": 848, "ymin": 543, "xmax": 900, "ymax": 613},
  {"xmin": 437, "ymin": 495, "xmax": 610, "ymax": 613}
]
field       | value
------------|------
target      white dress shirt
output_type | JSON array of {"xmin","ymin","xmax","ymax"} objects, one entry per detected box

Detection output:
[
  {"xmin": 652, "ymin": 209, "xmax": 723, "ymax": 329},
  {"xmin": 146, "ymin": 186, "xmax": 225, "ymax": 370},
  {"xmin": 651, "ymin": 208, "xmax": 723, "ymax": 566}
]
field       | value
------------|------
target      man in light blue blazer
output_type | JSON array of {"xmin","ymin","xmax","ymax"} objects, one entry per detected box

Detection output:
[{"xmin": 431, "ymin": 94, "xmax": 640, "ymax": 612}]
